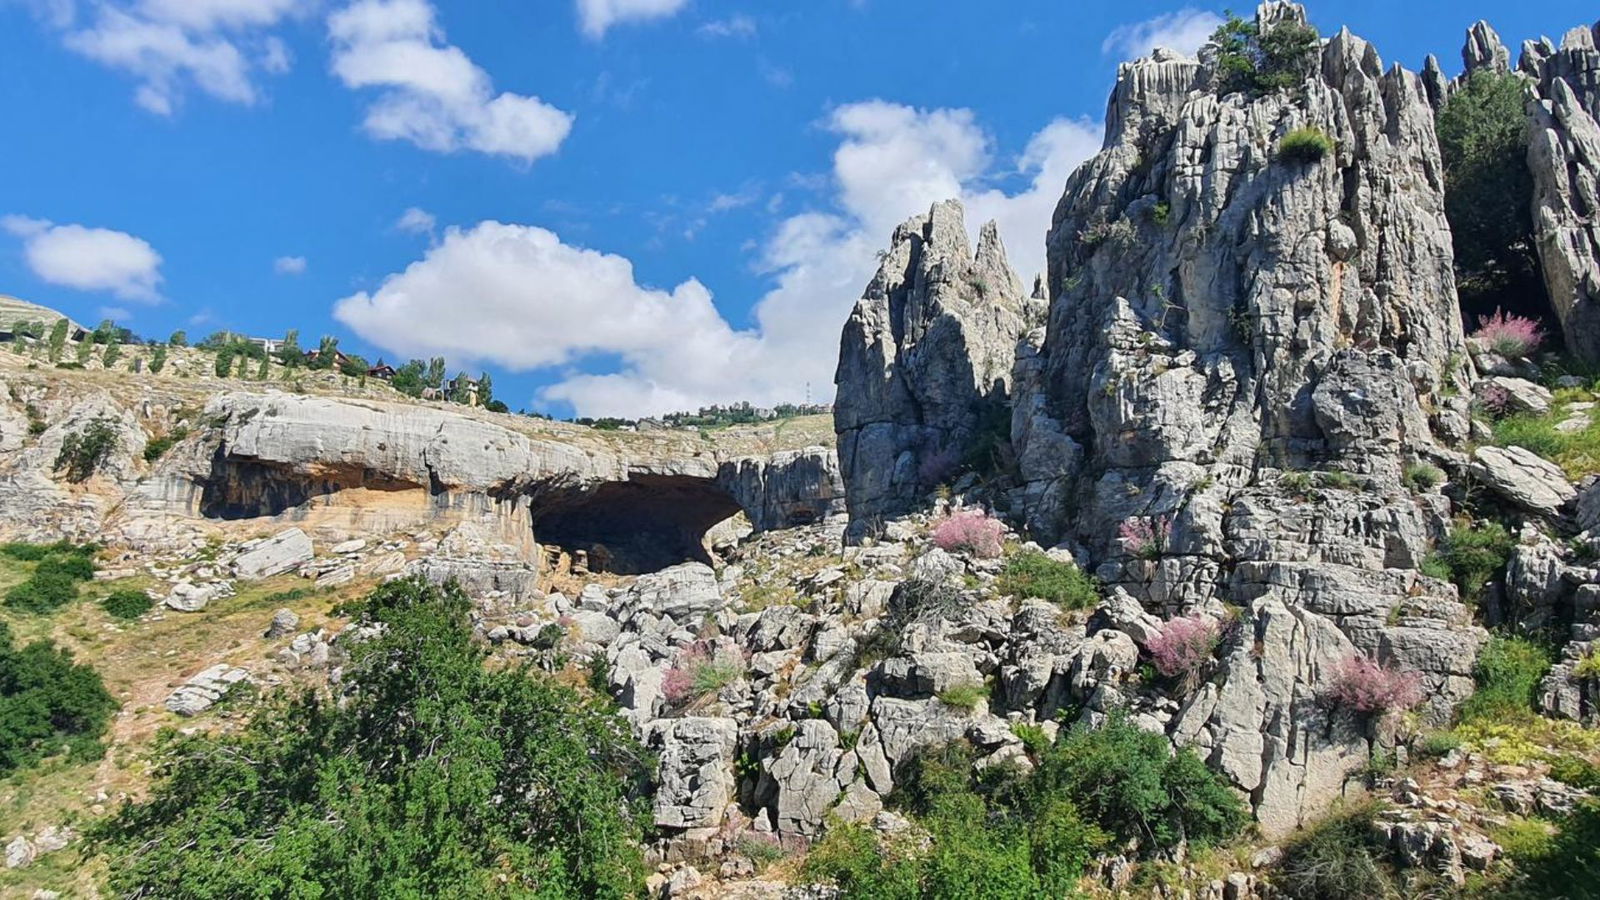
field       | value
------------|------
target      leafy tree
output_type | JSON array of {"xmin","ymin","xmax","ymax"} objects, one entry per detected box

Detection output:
[
  {"xmin": 425, "ymin": 356, "xmax": 446, "ymax": 389},
  {"xmin": 74, "ymin": 334, "xmax": 93, "ymax": 365},
  {"xmin": 391, "ymin": 359, "xmax": 426, "ymax": 397},
  {"xmin": 307, "ymin": 335, "xmax": 339, "ymax": 370},
  {"xmin": 0, "ymin": 622, "xmax": 116, "ymax": 777},
  {"xmin": 478, "ymin": 371, "xmax": 494, "ymax": 405},
  {"xmin": 167, "ymin": 329, "xmax": 187, "ymax": 347},
  {"xmin": 1210, "ymin": 12, "xmax": 1319, "ymax": 96},
  {"xmin": 256, "ymin": 352, "xmax": 270, "ymax": 379},
  {"xmin": 1437, "ymin": 70, "xmax": 1545, "ymax": 317},
  {"xmin": 47, "ymin": 319, "xmax": 69, "ymax": 362},
  {"xmin": 101, "ymin": 341, "xmax": 122, "ymax": 370},
  {"xmin": 54, "ymin": 417, "xmax": 119, "ymax": 482},
  {"xmin": 97, "ymin": 577, "xmax": 651, "ymax": 898},
  {"xmin": 149, "ymin": 344, "xmax": 167, "ymax": 373},
  {"xmin": 214, "ymin": 345, "xmax": 235, "ymax": 377},
  {"xmin": 340, "ymin": 353, "xmax": 370, "ymax": 378},
  {"xmin": 92, "ymin": 318, "xmax": 116, "ymax": 344},
  {"xmin": 275, "ymin": 328, "xmax": 304, "ymax": 367}
]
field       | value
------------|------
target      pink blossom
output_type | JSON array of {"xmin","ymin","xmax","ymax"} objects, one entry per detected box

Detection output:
[
  {"xmin": 1326, "ymin": 654, "xmax": 1423, "ymax": 715},
  {"xmin": 1119, "ymin": 515, "xmax": 1171, "ymax": 559},
  {"xmin": 932, "ymin": 509, "xmax": 1005, "ymax": 558},
  {"xmin": 1472, "ymin": 309, "xmax": 1544, "ymax": 359},
  {"xmin": 1147, "ymin": 614, "xmax": 1220, "ymax": 678}
]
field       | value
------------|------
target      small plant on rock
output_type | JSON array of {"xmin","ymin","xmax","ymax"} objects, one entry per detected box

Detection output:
[
  {"xmin": 1326, "ymin": 654, "xmax": 1423, "ymax": 716},
  {"xmin": 1401, "ymin": 462, "xmax": 1444, "ymax": 492},
  {"xmin": 1278, "ymin": 126, "xmax": 1334, "ymax": 163},
  {"xmin": 1472, "ymin": 308, "xmax": 1544, "ymax": 359},
  {"xmin": 936, "ymin": 681, "xmax": 989, "ymax": 711},
  {"xmin": 100, "ymin": 589, "xmax": 153, "ymax": 621},
  {"xmin": 1147, "ymin": 614, "xmax": 1221, "ymax": 681},
  {"xmin": 1119, "ymin": 515, "xmax": 1170, "ymax": 560},
  {"xmin": 662, "ymin": 641, "xmax": 746, "ymax": 708},
  {"xmin": 997, "ymin": 550, "xmax": 1100, "ymax": 610},
  {"xmin": 931, "ymin": 509, "xmax": 1004, "ymax": 558}
]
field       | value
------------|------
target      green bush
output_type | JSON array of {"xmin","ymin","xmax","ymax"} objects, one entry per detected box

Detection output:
[
  {"xmin": 1273, "ymin": 803, "xmax": 1391, "ymax": 900},
  {"xmin": 1548, "ymin": 755, "xmax": 1600, "ymax": 791},
  {"xmin": 1460, "ymin": 635, "xmax": 1553, "ymax": 724},
  {"xmin": 1432, "ymin": 520, "xmax": 1514, "ymax": 602},
  {"xmin": 37, "ymin": 550, "xmax": 96, "ymax": 581},
  {"xmin": 142, "ymin": 425, "xmax": 189, "ymax": 462},
  {"xmin": 998, "ymin": 550, "xmax": 1100, "ymax": 610},
  {"xmin": 1210, "ymin": 12, "xmax": 1320, "ymax": 96},
  {"xmin": 0, "ymin": 623, "xmax": 116, "ymax": 777},
  {"xmin": 936, "ymin": 681, "xmax": 989, "ymax": 711},
  {"xmin": 53, "ymin": 416, "xmax": 120, "ymax": 482},
  {"xmin": 96, "ymin": 577, "xmax": 651, "ymax": 898},
  {"xmin": 1034, "ymin": 711, "xmax": 1248, "ymax": 852},
  {"xmin": 0, "ymin": 540, "xmax": 95, "ymax": 562},
  {"xmin": 101, "ymin": 589, "xmax": 154, "ymax": 621},
  {"xmin": 1402, "ymin": 463, "xmax": 1445, "ymax": 492},
  {"xmin": 1437, "ymin": 70, "xmax": 1544, "ymax": 312},
  {"xmin": 1278, "ymin": 127, "xmax": 1334, "ymax": 163},
  {"xmin": 5, "ymin": 570, "xmax": 81, "ymax": 613},
  {"xmin": 1504, "ymin": 800, "xmax": 1600, "ymax": 896}
]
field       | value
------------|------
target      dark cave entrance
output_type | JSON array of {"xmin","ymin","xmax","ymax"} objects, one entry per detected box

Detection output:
[{"xmin": 530, "ymin": 475, "xmax": 745, "ymax": 575}]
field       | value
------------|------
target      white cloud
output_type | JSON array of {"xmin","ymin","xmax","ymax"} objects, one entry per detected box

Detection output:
[
  {"xmin": 40, "ymin": 0, "xmax": 305, "ymax": 115},
  {"xmin": 2, "ymin": 215, "xmax": 164, "ymax": 302},
  {"xmin": 396, "ymin": 206, "xmax": 437, "ymax": 234},
  {"xmin": 335, "ymin": 104, "xmax": 1100, "ymax": 417},
  {"xmin": 274, "ymin": 254, "xmax": 307, "ymax": 274},
  {"xmin": 329, "ymin": 0, "xmax": 574, "ymax": 163},
  {"xmin": 1102, "ymin": 8, "xmax": 1222, "ymax": 61},
  {"xmin": 576, "ymin": 0, "xmax": 689, "ymax": 38},
  {"xmin": 697, "ymin": 14, "xmax": 755, "ymax": 39}
]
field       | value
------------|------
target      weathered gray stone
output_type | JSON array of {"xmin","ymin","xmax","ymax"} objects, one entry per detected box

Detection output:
[
  {"xmin": 835, "ymin": 202, "xmax": 1027, "ymax": 524},
  {"xmin": 1469, "ymin": 445, "xmax": 1576, "ymax": 517},
  {"xmin": 232, "ymin": 528, "xmax": 313, "ymax": 580},
  {"xmin": 646, "ymin": 717, "xmax": 738, "ymax": 830},
  {"xmin": 165, "ymin": 664, "xmax": 250, "ymax": 716}
]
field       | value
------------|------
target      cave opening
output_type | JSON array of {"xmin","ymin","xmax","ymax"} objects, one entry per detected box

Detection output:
[{"xmin": 530, "ymin": 475, "xmax": 746, "ymax": 575}]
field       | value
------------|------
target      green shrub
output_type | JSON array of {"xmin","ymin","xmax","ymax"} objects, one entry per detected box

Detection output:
[
  {"xmin": 0, "ymin": 623, "xmax": 116, "ymax": 776},
  {"xmin": 1548, "ymin": 754, "xmax": 1600, "ymax": 791},
  {"xmin": 148, "ymin": 344, "xmax": 167, "ymax": 374},
  {"xmin": 1033, "ymin": 711, "xmax": 1248, "ymax": 852},
  {"xmin": 1210, "ymin": 13, "xmax": 1320, "ymax": 96},
  {"xmin": 95, "ymin": 577, "xmax": 651, "ymax": 898},
  {"xmin": 1460, "ymin": 635, "xmax": 1553, "ymax": 724},
  {"xmin": 1437, "ymin": 70, "xmax": 1543, "ymax": 311},
  {"xmin": 1504, "ymin": 800, "xmax": 1600, "ymax": 896},
  {"xmin": 101, "ymin": 589, "xmax": 154, "ymax": 621},
  {"xmin": 1417, "ymin": 730, "xmax": 1463, "ymax": 758},
  {"xmin": 1402, "ymin": 463, "xmax": 1445, "ymax": 492},
  {"xmin": 4, "ymin": 570, "xmax": 81, "ymax": 613},
  {"xmin": 936, "ymin": 681, "xmax": 989, "ymax": 711},
  {"xmin": 142, "ymin": 425, "xmax": 190, "ymax": 462},
  {"xmin": 1273, "ymin": 803, "xmax": 1391, "ymax": 900},
  {"xmin": 0, "ymin": 540, "xmax": 94, "ymax": 561},
  {"xmin": 998, "ymin": 550, "xmax": 1100, "ymax": 610},
  {"xmin": 803, "ymin": 821, "xmax": 923, "ymax": 900},
  {"xmin": 37, "ymin": 550, "xmax": 96, "ymax": 581},
  {"xmin": 1494, "ymin": 409, "xmax": 1600, "ymax": 480},
  {"xmin": 1278, "ymin": 127, "xmax": 1334, "ymax": 163},
  {"xmin": 53, "ymin": 416, "xmax": 119, "ymax": 482},
  {"xmin": 1433, "ymin": 520, "xmax": 1514, "ymax": 602}
]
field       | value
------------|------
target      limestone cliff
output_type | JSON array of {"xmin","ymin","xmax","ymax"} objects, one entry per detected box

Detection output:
[{"xmin": 833, "ymin": 200, "xmax": 1026, "ymax": 525}]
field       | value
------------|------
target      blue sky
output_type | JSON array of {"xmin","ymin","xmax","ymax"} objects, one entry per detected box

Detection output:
[{"xmin": 0, "ymin": 0, "xmax": 1592, "ymax": 417}]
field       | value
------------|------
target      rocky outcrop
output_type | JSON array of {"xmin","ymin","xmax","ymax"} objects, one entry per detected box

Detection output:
[
  {"xmin": 834, "ymin": 201, "xmax": 1026, "ymax": 526},
  {"xmin": 1523, "ymin": 22, "xmax": 1600, "ymax": 362},
  {"xmin": 1005, "ymin": 2, "xmax": 1481, "ymax": 832},
  {"xmin": 716, "ymin": 448, "xmax": 845, "ymax": 531},
  {"xmin": 165, "ymin": 664, "xmax": 251, "ymax": 716}
]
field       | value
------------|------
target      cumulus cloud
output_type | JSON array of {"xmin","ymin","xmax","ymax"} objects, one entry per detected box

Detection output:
[
  {"xmin": 576, "ymin": 0, "xmax": 689, "ymax": 38},
  {"xmin": 39, "ymin": 0, "xmax": 305, "ymax": 115},
  {"xmin": 328, "ymin": 0, "xmax": 573, "ymax": 163},
  {"xmin": 274, "ymin": 254, "xmax": 307, "ymax": 274},
  {"xmin": 395, "ymin": 206, "xmax": 437, "ymax": 234},
  {"xmin": 2, "ymin": 215, "xmax": 164, "ymax": 301},
  {"xmin": 1102, "ymin": 8, "xmax": 1222, "ymax": 61},
  {"xmin": 697, "ymin": 14, "xmax": 755, "ymax": 40},
  {"xmin": 336, "ymin": 104, "xmax": 1102, "ymax": 417}
]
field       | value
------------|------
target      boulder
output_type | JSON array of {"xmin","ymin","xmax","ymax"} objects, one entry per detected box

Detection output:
[
  {"xmin": 264, "ymin": 608, "xmax": 300, "ymax": 638},
  {"xmin": 1470, "ymin": 446, "xmax": 1576, "ymax": 517},
  {"xmin": 646, "ymin": 717, "xmax": 738, "ymax": 830},
  {"xmin": 232, "ymin": 528, "xmax": 314, "ymax": 580},
  {"xmin": 165, "ymin": 664, "xmax": 251, "ymax": 716}
]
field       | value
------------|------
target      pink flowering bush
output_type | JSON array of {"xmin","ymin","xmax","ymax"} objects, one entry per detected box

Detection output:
[
  {"xmin": 1326, "ymin": 654, "xmax": 1423, "ymax": 715},
  {"xmin": 1119, "ymin": 515, "xmax": 1171, "ymax": 560},
  {"xmin": 918, "ymin": 446, "xmax": 962, "ymax": 485},
  {"xmin": 1147, "ymin": 615, "xmax": 1221, "ymax": 679},
  {"xmin": 662, "ymin": 642, "xmax": 747, "ymax": 708},
  {"xmin": 932, "ymin": 509, "xmax": 1005, "ymax": 558},
  {"xmin": 1472, "ymin": 309, "xmax": 1544, "ymax": 359}
]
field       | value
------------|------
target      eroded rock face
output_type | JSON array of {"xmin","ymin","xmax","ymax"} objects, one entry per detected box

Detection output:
[
  {"xmin": 1008, "ymin": 2, "xmax": 1480, "ymax": 833},
  {"xmin": 1523, "ymin": 22, "xmax": 1600, "ymax": 362},
  {"xmin": 834, "ymin": 201, "xmax": 1026, "ymax": 525}
]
